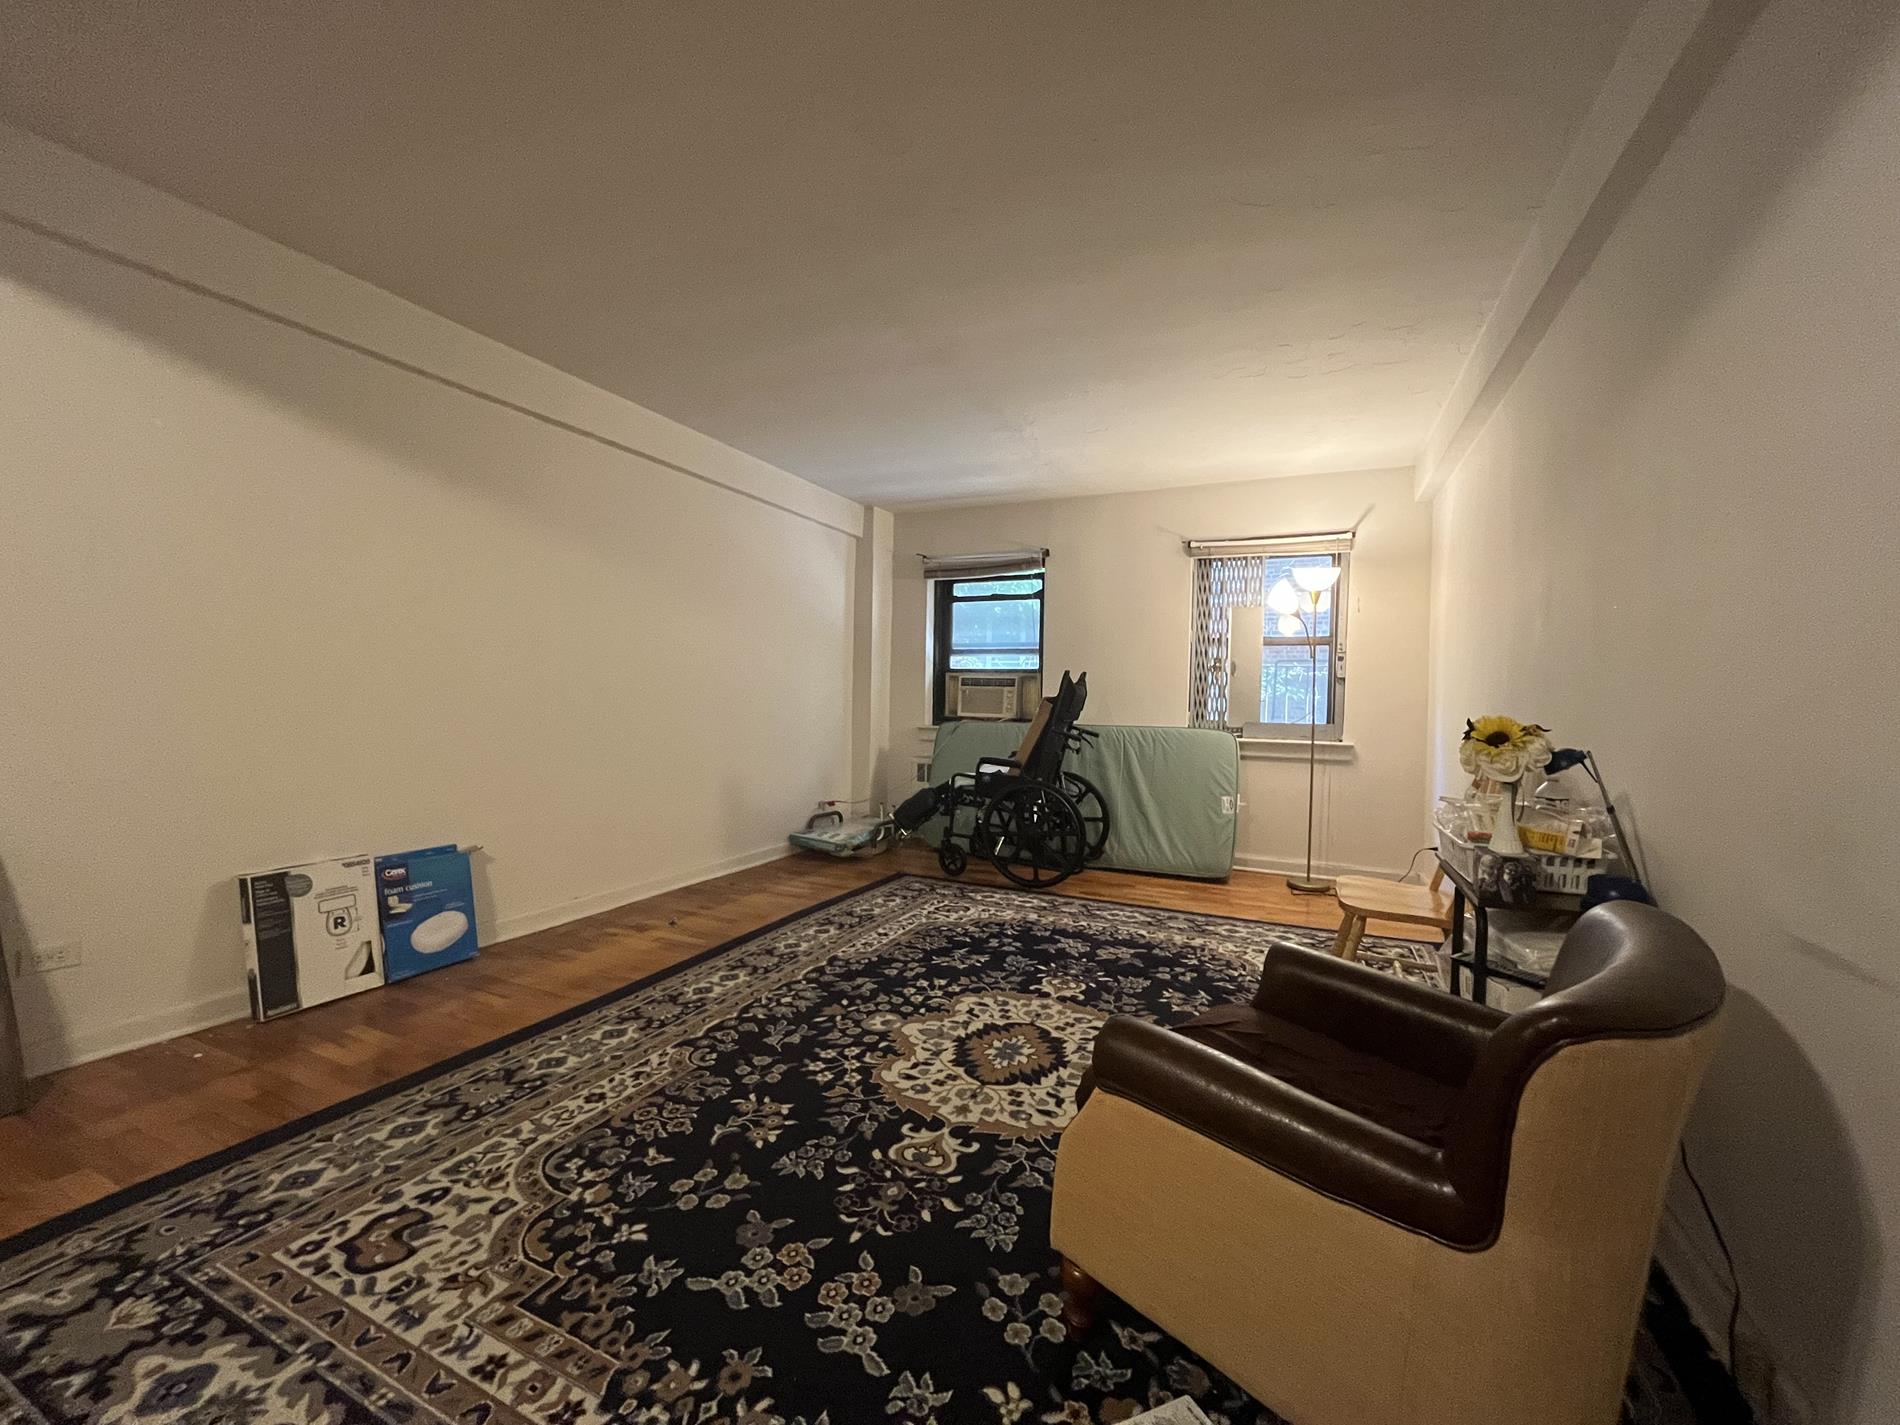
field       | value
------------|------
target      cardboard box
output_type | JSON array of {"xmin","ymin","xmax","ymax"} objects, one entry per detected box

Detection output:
[
  {"xmin": 374, "ymin": 845, "xmax": 479, "ymax": 982},
  {"xmin": 239, "ymin": 855, "xmax": 384, "ymax": 1020}
]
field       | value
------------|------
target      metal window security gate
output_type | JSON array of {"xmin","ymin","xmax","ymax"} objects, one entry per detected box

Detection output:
[{"xmin": 1188, "ymin": 556, "xmax": 1265, "ymax": 728}]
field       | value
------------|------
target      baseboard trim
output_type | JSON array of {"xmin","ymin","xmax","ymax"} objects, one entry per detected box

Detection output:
[
  {"xmin": 19, "ymin": 843, "xmax": 796, "ymax": 1079},
  {"xmin": 21, "ymin": 988, "xmax": 253, "ymax": 1078},
  {"xmin": 1656, "ymin": 1203, "xmax": 1735, "ymax": 1360},
  {"xmin": 1232, "ymin": 853, "xmax": 1410, "ymax": 881},
  {"xmin": 486, "ymin": 843, "xmax": 794, "ymax": 946},
  {"xmin": 1657, "ymin": 1201, "xmax": 1812, "ymax": 1425}
]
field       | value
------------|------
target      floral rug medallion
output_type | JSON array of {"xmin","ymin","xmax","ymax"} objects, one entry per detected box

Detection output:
[
  {"xmin": 877, "ymin": 991, "xmax": 1104, "ymax": 1138},
  {"xmin": 0, "ymin": 876, "xmax": 1709, "ymax": 1425}
]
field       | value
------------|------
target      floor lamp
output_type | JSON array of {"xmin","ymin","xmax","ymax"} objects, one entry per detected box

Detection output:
[{"xmin": 1268, "ymin": 564, "xmax": 1341, "ymax": 894}]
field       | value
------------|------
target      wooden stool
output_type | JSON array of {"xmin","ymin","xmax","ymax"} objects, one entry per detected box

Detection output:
[{"xmin": 1332, "ymin": 867, "xmax": 1452, "ymax": 961}]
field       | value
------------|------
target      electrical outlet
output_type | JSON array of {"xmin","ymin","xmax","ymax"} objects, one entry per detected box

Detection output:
[{"xmin": 29, "ymin": 941, "xmax": 81, "ymax": 974}]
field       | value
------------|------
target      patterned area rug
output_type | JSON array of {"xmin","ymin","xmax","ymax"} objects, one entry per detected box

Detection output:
[{"xmin": 0, "ymin": 876, "xmax": 1712, "ymax": 1424}]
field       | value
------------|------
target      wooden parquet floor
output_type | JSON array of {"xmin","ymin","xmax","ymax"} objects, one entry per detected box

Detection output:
[{"xmin": 0, "ymin": 847, "xmax": 1433, "ymax": 1240}]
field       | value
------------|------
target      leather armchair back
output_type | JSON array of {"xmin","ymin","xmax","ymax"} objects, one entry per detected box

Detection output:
[
  {"xmin": 1052, "ymin": 899, "xmax": 1727, "ymax": 1425},
  {"xmin": 1442, "ymin": 901, "xmax": 1726, "ymax": 1238}
]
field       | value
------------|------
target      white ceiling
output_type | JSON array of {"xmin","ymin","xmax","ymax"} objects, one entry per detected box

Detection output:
[{"xmin": 0, "ymin": 1, "xmax": 1644, "ymax": 506}]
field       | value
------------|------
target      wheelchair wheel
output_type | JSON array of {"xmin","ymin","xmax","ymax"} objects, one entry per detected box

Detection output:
[
  {"xmin": 979, "ymin": 783, "xmax": 1087, "ymax": 890},
  {"xmin": 1061, "ymin": 772, "xmax": 1111, "ymax": 862},
  {"xmin": 937, "ymin": 841, "xmax": 968, "ymax": 877}
]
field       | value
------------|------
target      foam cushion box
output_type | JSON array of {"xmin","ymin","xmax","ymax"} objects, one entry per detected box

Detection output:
[
  {"xmin": 239, "ymin": 854, "xmax": 384, "ymax": 1020},
  {"xmin": 375, "ymin": 845, "xmax": 480, "ymax": 982}
]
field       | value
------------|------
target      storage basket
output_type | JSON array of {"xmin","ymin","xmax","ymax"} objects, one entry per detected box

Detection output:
[
  {"xmin": 1440, "ymin": 830, "xmax": 1603, "ymax": 896},
  {"xmin": 1528, "ymin": 851, "xmax": 1602, "ymax": 895}
]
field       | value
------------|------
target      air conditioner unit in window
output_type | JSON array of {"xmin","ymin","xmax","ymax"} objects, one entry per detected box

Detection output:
[{"xmin": 947, "ymin": 671, "xmax": 1041, "ymax": 720}]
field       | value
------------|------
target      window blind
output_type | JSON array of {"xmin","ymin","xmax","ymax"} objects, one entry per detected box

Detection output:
[
  {"xmin": 920, "ymin": 548, "xmax": 1047, "ymax": 580},
  {"xmin": 1182, "ymin": 530, "xmax": 1354, "ymax": 559}
]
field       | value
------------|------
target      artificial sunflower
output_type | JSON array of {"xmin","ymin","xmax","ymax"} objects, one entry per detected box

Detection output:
[{"xmin": 1459, "ymin": 715, "xmax": 1553, "ymax": 784}]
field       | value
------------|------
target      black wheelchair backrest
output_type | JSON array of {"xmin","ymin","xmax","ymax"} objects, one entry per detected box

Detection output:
[{"xmin": 1018, "ymin": 671, "xmax": 1086, "ymax": 783}]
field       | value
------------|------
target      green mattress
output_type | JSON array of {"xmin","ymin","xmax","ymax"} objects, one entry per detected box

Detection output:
[{"xmin": 924, "ymin": 720, "xmax": 1239, "ymax": 880}]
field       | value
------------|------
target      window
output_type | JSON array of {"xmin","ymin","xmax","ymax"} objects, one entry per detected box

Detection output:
[
  {"xmin": 932, "ymin": 572, "xmax": 1043, "ymax": 721},
  {"xmin": 1256, "ymin": 554, "xmax": 1344, "ymax": 735},
  {"xmin": 1188, "ymin": 547, "xmax": 1348, "ymax": 739}
]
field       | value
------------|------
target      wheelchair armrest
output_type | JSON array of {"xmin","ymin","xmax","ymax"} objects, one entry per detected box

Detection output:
[{"xmin": 975, "ymin": 756, "xmax": 1021, "ymax": 775}]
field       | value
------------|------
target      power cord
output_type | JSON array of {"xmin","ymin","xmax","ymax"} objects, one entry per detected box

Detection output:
[
  {"xmin": 1679, "ymin": 1140, "xmax": 1743, "ymax": 1373},
  {"xmin": 1393, "ymin": 846, "xmax": 1436, "ymax": 883}
]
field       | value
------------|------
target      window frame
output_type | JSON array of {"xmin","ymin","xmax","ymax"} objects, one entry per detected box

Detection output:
[
  {"xmin": 1245, "ymin": 552, "xmax": 1348, "ymax": 741},
  {"xmin": 1185, "ymin": 551, "xmax": 1352, "ymax": 741},
  {"xmin": 931, "ymin": 571, "xmax": 1045, "ymax": 723},
  {"xmin": 1246, "ymin": 551, "xmax": 1352, "ymax": 741}
]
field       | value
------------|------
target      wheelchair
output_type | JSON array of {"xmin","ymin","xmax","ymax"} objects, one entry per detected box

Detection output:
[{"xmin": 892, "ymin": 671, "xmax": 1110, "ymax": 890}]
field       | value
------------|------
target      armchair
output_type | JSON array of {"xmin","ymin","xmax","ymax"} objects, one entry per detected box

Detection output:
[{"xmin": 1051, "ymin": 901, "xmax": 1725, "ymax": 1425}]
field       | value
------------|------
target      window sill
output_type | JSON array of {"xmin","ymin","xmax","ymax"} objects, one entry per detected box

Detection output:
[{"xmin": 1239, "ymin": 737, "xmax": 1356, "ymax": 763}]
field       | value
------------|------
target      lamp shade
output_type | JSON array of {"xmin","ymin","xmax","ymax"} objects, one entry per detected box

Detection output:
[
  {"xmin": 1267, "ymin": 578, "xmax": 1300, "ymax": 615},
  {"xmin": 1292, "ymin": 563, "xmax": 1342, "ymax": 594},
  {"xmin": 1276, "ymin": 613, "xmax": 1305, "ymax": 637}
]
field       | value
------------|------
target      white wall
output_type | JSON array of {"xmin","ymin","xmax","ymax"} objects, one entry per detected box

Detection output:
[
  {"xmin": 890, "ymin": 468, "xmax": 1433, "ymax": 876},
  {"xmin": 1427, "ymin": 2, "xmax": 1900, "ymax": 1418},
  {"xmin": 0, "ymin": 133, "xmax": 862, "ymax": 1074}
]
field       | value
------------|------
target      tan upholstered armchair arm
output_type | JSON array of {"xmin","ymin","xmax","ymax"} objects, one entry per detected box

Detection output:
[
  {"xmin": 1087, "ymin": 1016, "xmax": 1470, "ymax": 1239},
  {"xmin": 1253, "ymin": 944, "xmax": 1505, "ymax": 1087}
]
